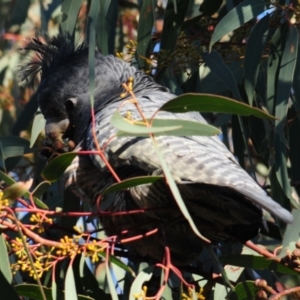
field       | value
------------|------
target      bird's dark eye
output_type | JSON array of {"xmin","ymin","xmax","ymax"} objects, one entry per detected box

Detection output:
[{"xmin": 65, "ymin": 98, "xmax": 77, "ymax": 111}]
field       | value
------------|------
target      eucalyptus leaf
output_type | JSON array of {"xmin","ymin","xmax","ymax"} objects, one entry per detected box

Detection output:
[
  {"xmin": 60, "ymin": 0, "xmax": 82, "ymax": 36},
  {"xmin": 0, "ymin": 136, "xmax": 33, "ymax": 158},
  {"xmin": 244, "ymin": 14, "xmax": 270, "ymax": 106},
  {"xmin": 116, "ymin": 117, "xmax": 221, "ymax": 137},
  {"xmin": 105, "ymin": 260, "xmax": 119, "ymax": 300},
  {"xmin": 32, "ymin": 181, "xmax": 51, "ymax": 199},
  {"xmin": 227, "ymin": 281, "xmax": 256, "ymax": 300},
  {"xmin": 129, "ymin": 266, "xmax": 154, "ymax": 300},
  {"xmin": 15, "ymin": 284, "xmax": 93, "ymax": 300},
  {"xmin": 111, "ymin": 111, "xmax": 181, "ymax": 134},
  {"xmin": 99, "ymin": 252, "xmax": 135, "ymax": 277},
  {"xmin": 156, "ymin": 0, "xmax": 189, "ymax": 82},
  {"xmin": 96, "ymin": 1, "xmax": 111, "ymax": 55},
  {"xmin": 279, "ymin": 209, "xmax": 300, "ymax": 259},
  {"xmin": 221, "ymin": 254, "xmax": 298, "ymax": 275},
  {"xmin": 65, "ymin": 264, "xmax": 78, "ymax": 300},
  {"xmin": 202, "ymin": 51, "xmax": 241, "ymax": 100},
  {"xmin": 30, "ymin": 113, "xmax": 46, "ymax": 148},
  {"xmin": 210, "ymin": 0, "xmax": 268, "ymax": 50},
  {"xmin": 159, "ymin": 93, "xmax": 276, "ymax": 120},
  {"xmin": 101, "ymin": 176, "xmax": 163, "ymax": 195},
  {"xmin": 2, "ymin": 182, "xmax": 29, "ymax": 202},
  {"xmin": 41, "ymin": 153, "xmax": 77, "ymax": 182},
  {"xmin": 136, "ymin": 0, "xmax": 155, "ymax": 68},
  {"xmin": 267, "ymin": 22, "xmax": 289, "ymax": 114},
  {"xmin": 0, "ymin": 234, "xmax": 12, "ymax": 283}
]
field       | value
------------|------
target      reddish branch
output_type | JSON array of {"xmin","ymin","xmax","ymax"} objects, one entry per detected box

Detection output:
[{"xmin": 270, "ymin": 286, "xmax": 300, "ymax": 299}]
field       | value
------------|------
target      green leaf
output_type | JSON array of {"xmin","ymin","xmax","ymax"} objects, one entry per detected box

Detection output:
[
  {"xmin": 99, "ymin": 252, "xmax": 135, "ymax": 277},
  {"xmin": 232, "ymin": 115, "xmax": 245, "ymax": 169},
  {"xmin": 0, "ymin": 170, "xmax": 48, "ymax": 209},
  {"xmin": 116, "ymin": 118, "xmax": 221, "ymax": 137},
  {"xmin": 0, "ymin": 271, "xmax": 19, "ymax": 300},
  {"xmin": 51, "ymin": 279, "xmax": 57, "ymax": 300},
  {"xmin": 172, "ymin": 0, "xmax": 177, "ymax": 13},
  {"xmin": 274, "ymin": 25, "xmax": 299, "ymax": 209},
  {"xmin": 160, "ymin": 278, "xmax": 173, "ymax": 300},
  {"xmin": 78, "ymin": 255, "xmax": 111, "ymax": 300},
  {"xmin": 202, "ymin": 51, "xmax": 241, "ymax": 100},
  {"xmin": 8, "ymin": 0, "xmax": 30, "ymax": 27},
  {"xmin": 209, "ymin": 0, "xmax": 268, "ymax": 50},
  {"xmin": 273, "ymin": 134, "xmax": 295, "ymax": 209},
  {"xmin": 2, "ymin": 182, "xmax": 29, "ymax": 202},
  {"xmin": 227, "ymin": 281, "xmax": 256, "ymax": 300},
  {"xmin": 158, "ymin": 66, "xmax": 183, "ymax": 95},
  {"xmin": 32, "ymin": 181, "xmax": 51, "ymax": 199},
  {"xmin": 221, "ymin": 254, "xmax": 299, "ymax": 276},
  {"xmin": 111, "ymin": 111, "xmax": 182, "ymax": 135},
  {"xmin": 289, "ymin": 106, "xmax": 300, "ymax": 200},
  {"xmin": 156, "ymin": 0, "xmax": 189, "ymax": 82},
  {"xmin": 30, "ymin": 113, "xmax": 46, "ymax": 148},
  {"xmin": 96, "ymin": 1, "xmax": 111, "ymax": 55},
  {"xmin": 12, "ymin": 93, "xmax": 38, "ymax": 136},
  {"xmin": 0, "ymin": 141, "xmax": 6, "ymax": 171},
  {"xmin": 34, "ymin": 198, "xmax": 48, "ymax": 210},
  {"xmin": 159, "ymin": 0, "xmax": 189, "ymax": 53},
  {"xmin": 159, "ymin": 93, "xmax": 276, "ymax": 120},
  {"xmin": 200, "ymin": 60, "xmax": 243, "ymax": 96},
  {"xmin": 269, "ymin": 167, "xmax": 294, "ymax": 233},
  {"xmin": 0, "ymin": 170, "xmax": 23, "ymax": 191},
  {"xmin": 151, "ymin": 136, "xmax": 210, "ymax": 243},
  {"xmin": 249, "ymin": 117, "xmax": 270, "ymax": 167},
  {"xmin": 129, "ymin": 266, "xmax": 154, "ymax": 300},
  {"xmin": 275, "ymin": 24, "xmax": 298, "ymax": 129},
  {"xmin": 105, "ymin": 260, "xmax": 119, "ymax": 300},
  {"xmin": 105, "ymin": 2, "xmax": 119, "ymax": 55},
  {"xmin": 267, "ymin": 23, "xmax": 288, "ymax": 114},
  {"xmin": 293, "ymin": 23, "xmax": 300, "ymax": 111},
  {"xmin": 214, "ymin": 283, "xmax": 229, "ymax": 300},
  {"xmin": 87, "ymin": 0, "xmax": 98, "ymax": 109},
  {"xmin": 60, "ymin": 0, "xmax": 83, "ymax": 36},
  {"xmin": 40, "ymin": 0, "xmax": 61, "ymax": 30},
  {"xmin": 102, "ymin": 176, "xmax": 163, "ymax": 195},
  {"xmin": 65, "ymin": 264, "xmax": 78, "ymax": 300},
  {"xmin": 0, "ymin": 234, "xmax": 12, "ymax": 283},
  {"xmin": 279, "ymin": 209, "xmax": 300, "ymax": 258},
  {"xmin": 136, "ymin": 0, "xmax": 155, "ymax": 69},
  {"xmin": 15, "ymin": 284, "xmax": 93, "ymax": 300},
  {"xmin": 244, "ymin": 13, "xmax": 270, "ymax": 106},
  {"xmin": 225, "ymin": 260, "xmax": 245, "ymax": 283},
  {"xmin": 0, "ymin": 136, "xmax": 33, "ymax": 158},
  {"xmin": 41, "ymin": 153, "xmax": 77, "ymax": 182}
]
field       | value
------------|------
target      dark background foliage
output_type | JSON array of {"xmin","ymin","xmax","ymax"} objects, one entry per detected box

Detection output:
[{"xmin": 0, "ymin": 0, "xmax": 300, "ymax": 299}]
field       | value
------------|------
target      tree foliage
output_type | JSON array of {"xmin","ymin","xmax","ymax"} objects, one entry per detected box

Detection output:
[{"xmin": 0, "ymin": 0, "xmax": 300, "ymax": 299}]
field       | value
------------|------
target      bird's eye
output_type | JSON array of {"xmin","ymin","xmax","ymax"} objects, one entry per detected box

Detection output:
[{"xmin": 65, "ymin": 98, "xmax": 77, "ymax": 111}]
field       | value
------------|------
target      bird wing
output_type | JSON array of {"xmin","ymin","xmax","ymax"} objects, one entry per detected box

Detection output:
[{"xmin": 85, "ymin": 91, "xmax": 293, "ymax": 224}]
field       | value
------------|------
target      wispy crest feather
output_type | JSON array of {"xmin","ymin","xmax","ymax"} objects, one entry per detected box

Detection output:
[{"xmin": 18, "ymin": 32, "xmax": 88, "ymax": 86}]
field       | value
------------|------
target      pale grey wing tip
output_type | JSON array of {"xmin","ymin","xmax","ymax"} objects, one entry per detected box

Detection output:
[
  {"xmin": 237, "ymin": 189, "xmax": 293, "ymax": 224},
  {"xmin": 275, "ymin": 208, "xmax": 293, "ymax": 224}
]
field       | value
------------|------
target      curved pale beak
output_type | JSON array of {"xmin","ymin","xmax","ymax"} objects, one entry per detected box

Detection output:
[{"xmin": 45, "ymin": 118, "xmax": 70, "ymax": 144}]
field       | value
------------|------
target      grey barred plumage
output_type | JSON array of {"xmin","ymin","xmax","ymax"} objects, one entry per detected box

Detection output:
[{"xmin": 20, "ymin": 33, "xmax": 293, "ymax": 265}]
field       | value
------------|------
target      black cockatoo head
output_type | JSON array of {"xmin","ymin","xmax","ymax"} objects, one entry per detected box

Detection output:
[{"xmin": 18, "ymin": 33, "xmax": 156, "ymax": 146}]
